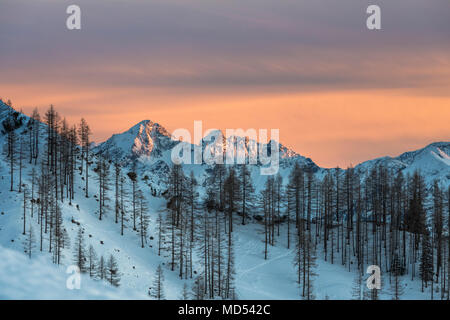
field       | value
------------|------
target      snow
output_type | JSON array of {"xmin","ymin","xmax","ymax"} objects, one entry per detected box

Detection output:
[
  {"xmin": 232, "ymin": 222, "xmax": 430, "ymax": 300},
  {"xmin": 0, "ymin": 244, "xmax": 147, "ymax": 299},
  {"xmin": 0, "ymin": 98, "xmax": 448, "ymax": 300},
  {"xmin": 93, "ymin": 119, "xmax": 175, "ymax": 164},
  {"xmin": 354, "ymin": 142, "xmax": 450, "ymax": 189}
]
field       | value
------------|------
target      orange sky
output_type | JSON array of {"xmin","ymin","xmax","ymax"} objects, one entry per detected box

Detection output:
[{"xmin": 4, "ymin": 87, "xmax": 449, "ymax": 168}]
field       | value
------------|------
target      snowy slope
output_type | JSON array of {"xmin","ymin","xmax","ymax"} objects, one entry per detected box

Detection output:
[
  {"xmin": 0, "ymin": 100, "xmax": 192, "ymax": 299},
  {"xmin": 0, "ymin": 244, "xmax": 148, "ymax": 300},
  {"xmin": 355, "ymin": 142, "xmax": 450, "ymax": 187},
  {"xmin": 232, "ymin": 222, "xmax": 429, "ymax": 300},
  {"xmin": 0, "ymin": 99, "xmax": 447, "ymax": 300}
]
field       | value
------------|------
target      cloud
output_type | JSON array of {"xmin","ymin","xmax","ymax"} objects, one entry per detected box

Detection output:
[
  {"xmin": 1, "ymin": 0, "xmax": 449, "ymax": 94},
  {"xmin": 0, "ymin": 0, "xmax": 449, "ymax": 167}
]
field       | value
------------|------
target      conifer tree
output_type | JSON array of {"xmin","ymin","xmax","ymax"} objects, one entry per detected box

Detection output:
[
  {"xmin": 420, "ymin": 229, "xmax": 434, "ymax": 292},
  {"xmin": 30, "ymin": 107, "xmax": 40, "ymax": 165},
  {"xmin": 78, "ymin": 118, "xmax": 91, "ymax": 198},
  {"xmin": 51, "ymin": 202, "xmax": 66, "ymax": 264},
  {"xmin": 106, "ymin": 254, "xmax": 121, "ymax": 287},
  {"xmin": 223, "ymin": 168, "xmax": 239, "ymax": 298},
  {"xmin": 22, "ymin": 185, "xmax": 29, "ymax": 235},
  {"xmin": 432, "ymin": 181, "xmax": 444, "ymax": 282},
  {"xmin": 4, "ymin": 116, "xmax": 17, "ymax": 191},
  {"xmin": 73, "ymin": 228, "xmax": 87, "ymax": 273},
  {"xmin": 137, "ymin": 189, "xmax": 150, "ymax": 248},
  {"xmin": 114, "ymin": 162, "xmax": 121, "ymax": 224},
  {"xmin": 88, "ymin": 245, "xmax": 98, "ymax": 279},
  {"xmin": 151, "ymin": 264, "xmax": 165, "ymax": 300},
  {"xmin": 127, "ymin": 169, "xmax": 138, "ymax": 230},
  {"xmin": 351, "ymin": 271, "xmax": 364, "ymax": 300},
  {"xmin": 180, "ymin": 282, "xmax": 190, "ymax": 300},
  {"xmin": 95, "ymin": 157, "xmax": 111, "ymax": 221},
  {"xmin": 119, "ymin": 174, "xmax": 128, "ymax": 236},
  {"xmin": 98, "ymin": 255, "xmax": 106, "ymax": 280},
  {"xmin": 390, "ymin": 253, "xmax": 404, "ymax": 300},
  {"xmin": 238, "ymin": 163, "xmax": 254, "ymax": 225},
  {"xmin": 156, "ymin": 211, "xmax": 165, "ymax": 256},
  {"xmin": 23, "ymin": 224, "xmax": 35, "ymax": 259},
  {"xmin": 18, "ymin": 136, "xmax": 24, "ymax": 192},
  {"xmin": 191, "ymin": 276, "xmax": 205, "ymax": 300}
]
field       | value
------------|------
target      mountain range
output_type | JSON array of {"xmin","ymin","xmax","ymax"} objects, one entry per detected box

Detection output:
[{"xmin": 91, "ymin": 114, "xmax": 450, "ymax": 190}]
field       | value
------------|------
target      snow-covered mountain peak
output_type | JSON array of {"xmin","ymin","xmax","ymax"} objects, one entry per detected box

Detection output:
[
  {"xmin": 94, "ymin": 119, "xmax": 176, "ymax": 163},
  {"xmin": 354, "ymin": 141, "xmax": 450, "ymax": 186},
  {"xmin": 278, "ymin": 142, "xmax": 299, "ymax": 159},
  {"xmin": 129, "ymin": 120, "xmax": 171, "ymax": 138},
  {"xmin": 397, "ymin": 142, "xmax": 450, "ymax": 182},
  {"xmin": 397, "ymin": 142, "xmax": 450, "ymax": 165}
]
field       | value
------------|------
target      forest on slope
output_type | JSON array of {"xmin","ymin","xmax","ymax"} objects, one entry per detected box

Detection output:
[{"xmin": 0, "ymin": 98, "xmax": 449, "ymax": 300}]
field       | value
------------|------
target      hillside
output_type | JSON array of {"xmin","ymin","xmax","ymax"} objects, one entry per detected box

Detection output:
[{"xmin": 0, "ymin": 99, "xmax": 448, "ymax": 300}]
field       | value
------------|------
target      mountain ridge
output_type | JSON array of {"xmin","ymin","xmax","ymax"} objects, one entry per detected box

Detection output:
[
  {"xmin": 1, "ymin": 99, "xmax": 448, "ymax": 187},
  {"xmin": 93, "ymin": 117, "xmax": 450, "ymax": 188}
]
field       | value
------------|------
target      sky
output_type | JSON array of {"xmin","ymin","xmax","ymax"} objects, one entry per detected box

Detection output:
[{"xmin": 1, "ymin": 0, "xmax": 449, "ymax": 168}]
